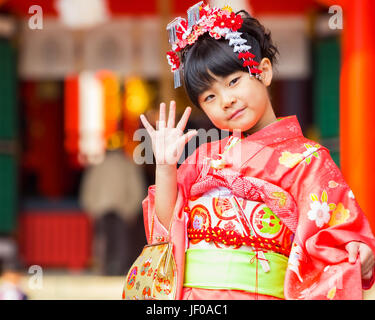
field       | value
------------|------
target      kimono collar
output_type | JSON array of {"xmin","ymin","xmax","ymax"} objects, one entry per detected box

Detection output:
[{"xmin": 241, "ymin": 115, "xmax": 303, "ymax": 146}]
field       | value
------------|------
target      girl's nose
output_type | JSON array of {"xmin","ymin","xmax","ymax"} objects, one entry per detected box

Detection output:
[{"xmin": 222, "ymin": 95, "xmax": 237, "ymax": 109}]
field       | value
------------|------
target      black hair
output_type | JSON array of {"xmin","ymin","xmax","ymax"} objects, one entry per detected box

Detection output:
[{"xmin": 181, "ymin": 10, "xmax": 279, "ymax": 108}]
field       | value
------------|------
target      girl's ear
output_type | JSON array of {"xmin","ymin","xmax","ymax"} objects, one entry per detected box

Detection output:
[{"xmin": 258, "ymin": 58, "xmax": 273, "ymax": 87}]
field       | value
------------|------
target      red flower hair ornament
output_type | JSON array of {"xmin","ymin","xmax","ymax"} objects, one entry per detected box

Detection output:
[
  {"xmin": 166, "ymin": 1, "xmax": 262, "ymax": 88},
  {"xmin": 166, "ymin": 51, "xmax": 180, "ymax": 72}
]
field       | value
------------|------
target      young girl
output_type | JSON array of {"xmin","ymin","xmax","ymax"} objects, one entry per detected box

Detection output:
[{"xmin": 139, "ymin": 3, "xmax": 375, "ymax": 300}]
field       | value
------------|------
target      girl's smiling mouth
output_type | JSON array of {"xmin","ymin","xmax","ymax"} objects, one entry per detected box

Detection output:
[{"xmin": 229, "ymin": 107, "xmax": 246, "ymax": 120}]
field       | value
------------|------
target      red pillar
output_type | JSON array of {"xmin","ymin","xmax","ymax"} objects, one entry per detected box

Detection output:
[
  {"xmin": 341, "ymin": 0, "xmax": 375, "ymax": 232},
  {"xmin": 318, "ymin": 0, "xmax": 375, "ymax": 231}
]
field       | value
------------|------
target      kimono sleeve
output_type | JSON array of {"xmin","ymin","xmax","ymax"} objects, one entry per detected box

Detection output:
[
  {"xmin": 142, "ymin": 147, "xmax": 200, "ymax": 244},
  {"xmin": 283, "ymin": 147, "xmax": 375, "ymax": 299}
]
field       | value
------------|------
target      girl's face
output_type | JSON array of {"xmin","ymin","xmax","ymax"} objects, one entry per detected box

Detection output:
[{"xmin": 197, "ymin": 58, "xmax": 276, "ymax": 135}]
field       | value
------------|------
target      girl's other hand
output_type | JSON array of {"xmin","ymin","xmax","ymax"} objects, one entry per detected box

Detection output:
[
  {"xmin": 140, "ymin": 101, "xmax": 197, "ymax": 166},
  {"xmin": 345, "ymin": 241, "xmax": 375, "ymax": 280}
]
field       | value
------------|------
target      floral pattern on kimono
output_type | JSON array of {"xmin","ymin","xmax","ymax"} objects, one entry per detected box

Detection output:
[{"xmin": 281, "ymin": 146, "xmax": 375, "ymax": 300}]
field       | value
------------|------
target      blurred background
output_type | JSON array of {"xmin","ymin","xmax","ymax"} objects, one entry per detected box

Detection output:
[{"xmin": 0, "ymin": 0, "xmax": 374, "ymax": 299}]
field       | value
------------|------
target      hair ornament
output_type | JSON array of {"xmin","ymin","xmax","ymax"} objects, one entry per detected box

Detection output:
[
  {"xmin": 228, "ymin": 37, "xmax": 248, "ymax": 47},
  {"xmin": 166, "ymin": 51, "xmax": 180, "ymax": 71},
  {"xmin": 243, "ymin": 60, "xmax": 259, "ymax": 67},
  {"xmin": 166, "ymin": 1, "xmax": 262, "ymax": 88},
  {"xmin": 238, "ymin": 52, "xmax": 255, "ymax": 59},
  {"xmin": 187, "ymin": 1, "xmax": 203, "ymax": 28}
]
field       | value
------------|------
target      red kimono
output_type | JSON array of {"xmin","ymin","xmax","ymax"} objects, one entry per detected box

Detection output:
[{"xmin": 143, "ymin": 116, "xmax": 375, "ymax": 300}]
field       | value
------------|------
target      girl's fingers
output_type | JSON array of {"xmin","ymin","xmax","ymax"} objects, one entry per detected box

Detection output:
[
  {"xmin": 362, "ymin": 264, "xmax": 373, "ymax": 277},
  {"xmin": 359, "ymin": 244, "xmax": 375, "ymax": 271},
  {"xmin": 346, "ymin": 242, "xmax": 359, "ymax": 264},
  {"xmin": 167, "ymin": 101, "xmax": 176, "ymax": 128},
  {"xmin": 176, "ymin": 106, "xmax": 192, "ymax": 132},
  {"xmin": 362, "ymin": 269, "xmax": 373, "ymax": 280},
  {"xmin": 177, "ymin": 130, "xmax": 197, "ymax": 147},
  {"xmin": 158, "ymin": 102, "xmax": 166, "ymax": 130},
  {"xmin": 140, "ymin": 114, "xmax": 155, "ymax": 135}
]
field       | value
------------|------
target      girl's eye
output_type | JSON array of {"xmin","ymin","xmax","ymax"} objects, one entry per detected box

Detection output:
[
  {"xmin": 204, "ymin": 94, "xmax": 215, "ymax": 102},
  {"xmin": 229, "ymin": 77, "xmax": 240, "ymax": 86}
]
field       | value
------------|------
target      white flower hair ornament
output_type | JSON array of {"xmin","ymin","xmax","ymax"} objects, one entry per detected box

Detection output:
[{"xmin": 166, "ymin": 1, "xmax": 262, "ymax": 88}]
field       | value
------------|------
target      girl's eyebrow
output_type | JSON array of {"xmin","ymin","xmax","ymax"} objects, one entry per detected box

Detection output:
[
  {"xmin": 214, "ymin": 72, "xmax": 240, "ymax": 84},
  {"xmin": 225, "ymin": 72, "xmax": 241, "ymax": 79},
  {"xmin": 207, "ymin": 69, "xmax": 228, "ymax": 83},
  {"xmin": 200, "ymin": 89, "xmax": 213, "ymax": 99},
  {"xmin": 209, "ymin": 75, "xmax": 226, "ymax": 85}
]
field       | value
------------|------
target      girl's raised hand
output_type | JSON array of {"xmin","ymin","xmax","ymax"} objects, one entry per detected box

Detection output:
[{"xmin": 140, "ymin": 101, "xmax": 197, "ymax": 166}]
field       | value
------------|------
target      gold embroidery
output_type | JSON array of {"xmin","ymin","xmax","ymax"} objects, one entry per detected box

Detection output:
[{"xmin": 270, "ymin": 192, "xmax": 287, "ymax": 208}]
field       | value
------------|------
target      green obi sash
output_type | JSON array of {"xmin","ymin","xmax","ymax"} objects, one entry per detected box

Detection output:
[{"xmin": 184, "ymin": 248, "xmax": 288, "ymax": 299}]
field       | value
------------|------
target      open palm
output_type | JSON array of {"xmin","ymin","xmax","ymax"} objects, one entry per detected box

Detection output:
[{"xmin": 140, "ymin": 101, "xmax": 197, "ymax": 165}]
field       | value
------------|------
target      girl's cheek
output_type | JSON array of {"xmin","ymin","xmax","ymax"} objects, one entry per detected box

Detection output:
[{"xmin": 211, "ymin": 117, "xmax": 226, "ymax": 129}]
